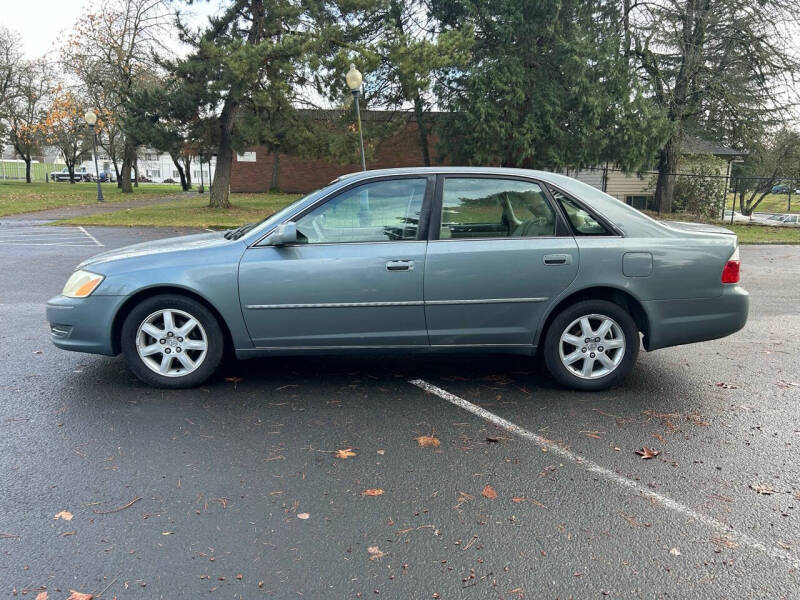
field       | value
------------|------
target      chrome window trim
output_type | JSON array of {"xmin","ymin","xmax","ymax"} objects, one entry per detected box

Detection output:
[{"xmin": 244, "ymin": 297, "xmax": 548, "ymax": 310}]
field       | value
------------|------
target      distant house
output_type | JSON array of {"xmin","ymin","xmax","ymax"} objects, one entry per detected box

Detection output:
[{"xmin": 570, "ymin": 136, "xmax": 746, "ymax": 211}]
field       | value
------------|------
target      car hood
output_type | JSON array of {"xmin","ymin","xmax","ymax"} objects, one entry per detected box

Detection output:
[
  {"xmin": 77, "ymin": 231, "xmax": 233, "ymax": 270},
  {"xmin": 662, "ymin": 221, "xmax": 736, "ymax": 236}
]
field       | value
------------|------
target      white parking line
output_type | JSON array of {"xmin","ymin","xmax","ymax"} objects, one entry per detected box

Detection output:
[
  {"xmin": 0, "ymin": 225, "xmax": 103, "ymax": 247},
  {"xmin": 409, "ymin": 378, "xmax": 799, "ymax": 569}
]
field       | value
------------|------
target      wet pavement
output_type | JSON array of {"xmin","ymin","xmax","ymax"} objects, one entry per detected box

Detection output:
[{"xmin": 0, "ymin": 223, "xmax": 798, "ymax": 599}]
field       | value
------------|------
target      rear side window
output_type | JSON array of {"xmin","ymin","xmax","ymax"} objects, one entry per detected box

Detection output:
[
  {"xmin": 551, "ymin": 190, "xmax": 610, "ymax": 236},
  {"xmin": 440, "ymin": 178, "xmax": 555, "ymax": 239}
]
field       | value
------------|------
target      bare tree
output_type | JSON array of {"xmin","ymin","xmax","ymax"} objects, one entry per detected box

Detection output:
[
  {"xmin": 0, "ymin": 27, "xmax": 23, "ymax": 137},
  {"xmin": 8, "ymin": 60, "xmax": 52, "ymax": 182},
  {"xmin": 625, "ymin": 0, "xmax": 800, "ymax": 213},
  {"xmin": 62, "ymin": 0, "xmax": 171, "ymax": 192}
]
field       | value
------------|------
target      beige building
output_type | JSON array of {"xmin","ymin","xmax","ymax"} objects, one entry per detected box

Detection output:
[{"xmin": 561, "ymin": 136, "xmax": 746, "ymax": 211}]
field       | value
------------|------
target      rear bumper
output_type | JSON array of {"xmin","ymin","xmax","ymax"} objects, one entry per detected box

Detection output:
[
  {"xmin": 46, "ymin": 294, "xmax": 125, "ymax": 356},
  {"xmin": 643, "ymin": 286, "xmax": 749, "ymax": 351}
]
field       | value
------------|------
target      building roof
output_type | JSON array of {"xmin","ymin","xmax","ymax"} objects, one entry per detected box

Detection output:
[{"xmin": 681, "ymin": 135, "xmax": 747, "ymax": 157}]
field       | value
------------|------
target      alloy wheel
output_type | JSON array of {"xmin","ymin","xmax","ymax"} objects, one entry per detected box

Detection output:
[
  {"xmin": 135, "ymin": 309, "xmax": 208, "ymax": 377},
  {"xmin": 558, "ymin": 313, "xmax": 626, "ymax": 380}
]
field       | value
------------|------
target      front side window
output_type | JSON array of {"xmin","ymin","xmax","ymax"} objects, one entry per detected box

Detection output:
[
  {"xmin": 295, "ymin": 178, "xmax": 426, "ymax": 244},
  {"xmin": 440, "ymin": 178, "xmax": 555, "ymax": 239},
  {"xmin": 552, "ymin": 190, "xmax": 610, "ymax": 235}
]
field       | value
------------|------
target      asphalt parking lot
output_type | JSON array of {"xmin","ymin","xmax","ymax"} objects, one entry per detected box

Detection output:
[{"xmin": 1, "ymin": 221, "xmax": 799, "ymax": 599}]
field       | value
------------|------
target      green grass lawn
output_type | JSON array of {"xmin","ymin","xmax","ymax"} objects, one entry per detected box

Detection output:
[
  {"xmin": 723, "ymin": 224, "xmax": 800, "ymax": 244},
  {"xmin": 0, "ymin": 180, "xmax": 186, "ymax": 217},
  {"xmin": 726, "ymin": 192, "xmax": 799, "ymax": 215},
  {"xmin": 58, "ymin": 192, "xmax": 302, "ymax": 229}
]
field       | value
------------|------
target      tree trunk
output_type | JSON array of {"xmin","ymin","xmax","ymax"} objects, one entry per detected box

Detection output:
[
  {"xmin": 120, "ymin": 139, "xmax": 135, "ymax": 193},
  {"xmin": 182, "ymin": 156, "xmax": 192, "ymax": 188},
  {"xmin": 209, "ymin": 98, "xmax": 237, "ymax": 209},
  {"xmin": 113, "ymin": 160, "xmax": 121, "ymax": 187},
  {"xmin": 133, "ymin": 160, "xmax": 139, "ymax": 187},
  {"xmin": 654, "ymin": 134, "xmax": 681, "ymax": 214},
  {"xmin": 24, "ymin": 156, "xmax": 31, "ymax": 183},
  {"xmin": 171, "ymin": 154, "xmax": 188, "ymax": 191},
  {"xmin": 67, "ymin": 162, "xmax": 76, "ymax": 184},
  {"xmin": 413, "ymin": 96, "xmax": 431, "ymax": 166},
  {"xmin": 271, "ymin": 153, "xmax": 280, "ymax": 190}
]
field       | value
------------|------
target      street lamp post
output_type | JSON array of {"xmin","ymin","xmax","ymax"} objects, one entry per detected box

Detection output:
[
  {"xmin": 84, "ymin": 110, "xmax": 104, "ymax": 202},
  {"xmin": 346, "ymin": 64, "xmax": 366, "ymax": 171}
]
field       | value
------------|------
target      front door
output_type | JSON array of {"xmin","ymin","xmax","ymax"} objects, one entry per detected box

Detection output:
[
  {"xmin": 424, "ymin": 176, "xmax": 580, "ymax": 347},
  {"xmin": 239, "ymin": 176, "xmax": 432, "ymax": 348}
]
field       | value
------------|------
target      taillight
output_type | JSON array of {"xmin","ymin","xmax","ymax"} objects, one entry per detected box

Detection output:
[{"xmin": 721, "ymin": 246, "xmax": 740, "ymax": 284}]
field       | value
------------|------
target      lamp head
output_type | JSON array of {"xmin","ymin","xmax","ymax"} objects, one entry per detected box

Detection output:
[
  {"xmin": 346, "ymin": 63, "xmax": 362, "ymax": 91},
  {"xmin": 84, "ymin": 110, "xmax": 97, "ymax": 126}
]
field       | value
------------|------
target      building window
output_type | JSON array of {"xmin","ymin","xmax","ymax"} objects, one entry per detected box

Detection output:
[{"xmin": 625, "ymin": 195, "xmax": 656, "ymax": 211}]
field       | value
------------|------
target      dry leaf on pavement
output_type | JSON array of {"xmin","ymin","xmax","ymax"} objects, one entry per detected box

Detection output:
[
  {"xmin": 669, "ymin": 547, "xmax": 681, "ymax": 556},
  {"xmin": 367, "ymin": 545, "xmax": 386, "ymax": 560},
  {"xmin": 634, "ymin": 447, "xmax": 660, "ymax": 459},
  {"xmin": 67, "ymin": 591, "xmax": 93, "ymax": 600},
  {"xmin": 749, "ymin": 484, "xmax": 777, "ymax": 495},
  {"xmin": 482, "ymin": 485, "xmax": 497, "ymax": 500},
  {"xmin": 415, "ymin": 434, "xmax": 440, "ymax": 448},
  {"xmin": 35, "ymin": 593, "xmax": 47, "ymax": 600},
  {"xmin": 334, "ymin": 448, "xmax": 357, "ymax": 459},
  {"xmin": 297, "ymin": 513, "xmax": 310, "ymax": 519},
  {"xmin": 54, "ymin": 511, "xmax": 73, "ymax": 521},
  {"xmin": 362, "ymin": 489, "xmax": 384, "ymax": 496}
]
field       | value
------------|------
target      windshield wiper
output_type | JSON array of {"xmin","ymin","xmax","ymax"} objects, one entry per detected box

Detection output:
[{"xmin": 224, "ymin": 223, "xmax": 255, "ymax": 240}]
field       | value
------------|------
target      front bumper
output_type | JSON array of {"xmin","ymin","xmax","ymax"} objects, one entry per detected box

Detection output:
[
  {"xmin": 643, "ymin": 286, "xmax": 749, "ymax": 351},
  {"xmin": 46, "ymin": 294, "xmax": 125, "ymax": 356}
]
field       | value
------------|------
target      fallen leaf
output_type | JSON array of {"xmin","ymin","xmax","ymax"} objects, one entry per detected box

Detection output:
[
  {"xmin": 362, "ymin": 489, "xmax": 384, "ymax": 496},
  {"xmin": 67, "ymin": 591, "xmax": 93, "ymax": 600},
  {"xmin": 481, "ymin": 485, "xmax": 497, "ymax": 500},
  {"xmin": 415, "ymin": 434, "xmax": 440, "ymax": 448},
  {"xmin": 236, "ymin": 574, "xmax": 243, "ymax": 580},
  {"xmin": 334, "ymin": 448, "xmax": 357, "ymax": 459},
  {"xmin": 54, "ymin": 511, "xmax": 73, "ymax": 521},
  {"xmin": 669, "ymin": 547, "xmax": 681, "ymax": 556},
  {"xmin": 580, "ymin": 430, "xmax": 604, "ymax": 439},
  {"xmin": 225, "ymin": 376, "xmax": 243, "ymax": 383},
  {"xmin": 297, "ymin": 512, "xmax": 310, "ymax": 520},
  {"xmin": 376, "ymin": 449, "xmax": 385, "ymax": 455},
  {"xmin": 35, "ymin": 593, "xmax": 47, "ymax": 600},
  {"xmin": 485, "ymin": 436, "xmax": 500, "ymax": 443},
  {"xmin": 258, "ymin": 581, "xmax": 264, "ymax": 588},
  {"xmin": 634, "ymin": 447, "xmax": 660, "ymax": 459},
  {"xmin": 749, "ymin": 484, "xmax": 777, "ymax": 495},
  {"xmin": 61, "ymin": 531, "xmax": 76, "ymax": 537},
  {"xmin": 161, "ymin": 531, "xmax": 173, "ymax": 535},
  {"xmin": 367, "ymin": 545, "xmax": 386, "ymax": 560}
]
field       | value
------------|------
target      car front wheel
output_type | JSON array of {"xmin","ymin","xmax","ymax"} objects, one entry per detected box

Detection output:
[
  {"xmin": 120, "ymin": 294, "xmax": 224, "ymax": 388},
  {"xmin": 543, "ymin": 299, "xmax": 639, "ymax": 391}
]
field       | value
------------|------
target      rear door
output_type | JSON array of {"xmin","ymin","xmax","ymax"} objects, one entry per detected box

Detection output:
[{"xmin": 423, "ymin": 175, "xmax": 579, "ymax": 347}]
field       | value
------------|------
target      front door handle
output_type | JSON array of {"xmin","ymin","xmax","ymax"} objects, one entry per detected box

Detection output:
[
  {"xmin": 543, "ymin": 254, "xmax": 571, "ymax": 265},
  {"xmin": 386, "ymin": 260, "xmax": 414, "ymax": 271}
]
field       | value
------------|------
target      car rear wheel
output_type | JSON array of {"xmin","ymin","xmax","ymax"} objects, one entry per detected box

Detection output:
[
  {"xmin": 121, "ymin": 294, "xmax": 224, "ymax": 388},
  {"xmin": 543, "ymin": 300, "xmax": 639, "ymax": 391}
]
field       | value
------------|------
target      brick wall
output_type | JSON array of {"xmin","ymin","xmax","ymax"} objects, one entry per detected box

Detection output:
[{"xmin": 230, "ymin": 120, "xmax": 445, "ymax": 193}]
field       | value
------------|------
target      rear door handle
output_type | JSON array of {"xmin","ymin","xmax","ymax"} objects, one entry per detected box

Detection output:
[
  {"xmin": 543, "ymin": 254, "xmax": 571, "ymax": 265},
  {"xmin": 386, "ymin": 260, "xmax": 414, "ymax": 271}
]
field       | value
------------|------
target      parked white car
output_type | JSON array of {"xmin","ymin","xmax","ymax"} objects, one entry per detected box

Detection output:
[{"xmin": 763, "ymin": 214, "xmax": 800, "ymax": 227}]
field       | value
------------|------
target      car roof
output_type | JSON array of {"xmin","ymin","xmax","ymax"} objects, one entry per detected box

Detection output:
[{"xmin": 333, "ymin": 166, "xmax": 568, "ymax": 185}]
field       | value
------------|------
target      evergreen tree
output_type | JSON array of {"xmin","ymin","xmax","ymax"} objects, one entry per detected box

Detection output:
[{"xmin": 431, "ymin": 0, "xmax": 666, "ymax": 171}]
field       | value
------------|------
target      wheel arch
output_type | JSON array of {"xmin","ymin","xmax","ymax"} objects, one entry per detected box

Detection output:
[
  {"xmin": 536, "ymin": 286, "xmax": 650, "ymax": 350},
  {"xmin": 110, "ymin": 285, "xmax": 235, "ymax": 355}
]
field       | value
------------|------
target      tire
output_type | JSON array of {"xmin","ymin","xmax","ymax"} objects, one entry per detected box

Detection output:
[
  {"xmin": 120, "ymin": 294, "xmax": 224, "ymax": 389},
  {"xmin": 543, "ymin": 299, "xmax": 639, "ymax": 392}
]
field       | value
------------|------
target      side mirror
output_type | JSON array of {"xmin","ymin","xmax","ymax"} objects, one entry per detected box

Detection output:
[{"xmin": 267, "ymin": 222, "xmax": 297, "ymax": 246}]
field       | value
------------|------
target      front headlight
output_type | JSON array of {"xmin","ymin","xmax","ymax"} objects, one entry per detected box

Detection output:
[{"xmin": 62, "ymin": 270, "xmax": 105, "ymax": 298}]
